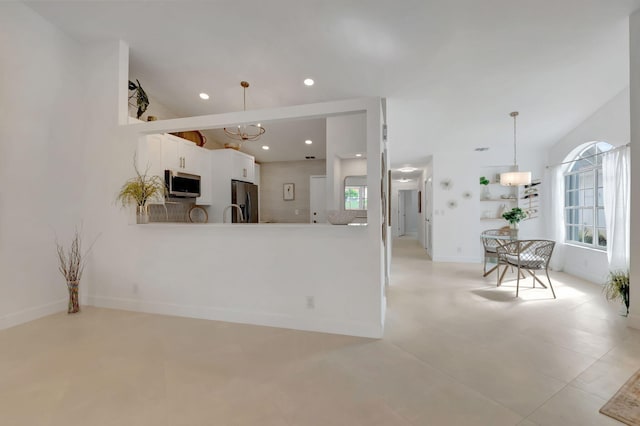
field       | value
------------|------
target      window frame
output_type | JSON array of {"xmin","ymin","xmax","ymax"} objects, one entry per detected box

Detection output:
[
  {"xmin": 563, "ymin": 142, "xmax": 611, "ymax": 250},
  {"xmin": 344, "ymin": 185, "xmax": 368, "ymax": 210}
]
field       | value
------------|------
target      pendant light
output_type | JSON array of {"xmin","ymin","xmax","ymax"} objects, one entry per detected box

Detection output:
[
  {"xmin": 500, "ymin": 111, "xmax": 531, "ymax": 186},
  {"xmin": 223, "ymin": 81, "xmax": 266, "ymax": 142}
]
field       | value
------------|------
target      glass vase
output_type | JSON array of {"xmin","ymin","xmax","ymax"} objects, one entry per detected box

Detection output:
[
  {"xmin": 136, "ymin": 205, "xmax": 150, "ymax": 224},
  {"xmin": 67, "ymin": 280, "xmax": 79, "ymax": 314}
]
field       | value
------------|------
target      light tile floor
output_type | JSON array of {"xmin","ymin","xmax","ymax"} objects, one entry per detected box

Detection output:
[{"xmin": 1, "ymin": 237, "xmax": 637, "ymax": 425}]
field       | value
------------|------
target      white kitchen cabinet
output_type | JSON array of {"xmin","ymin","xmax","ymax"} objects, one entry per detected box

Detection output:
[
  {"xmin": 232, "ymin": 151, "xmax": 255, "ymax": 182},
  {"xmin": 163, "ymin": 134, "xmax": 200, "ymax": 174},
  {"xmin": 210, "ymin": 149, "xmax": 255, "ymax": 184},
  {"xmin": 136, "ymin": 133, "xmax": 212, "ymax": 205},
  {"xmin": 196, "ymin": 148, "xmax": 212, "ymax": 205}
]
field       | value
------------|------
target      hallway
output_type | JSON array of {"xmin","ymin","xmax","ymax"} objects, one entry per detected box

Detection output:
[{"xmin": 0, "ymin": 238, "xmax": 637, "ymax": 425}]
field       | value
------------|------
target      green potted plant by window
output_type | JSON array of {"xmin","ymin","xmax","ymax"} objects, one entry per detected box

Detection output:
[
  {"xmin": 604, "ymin": 270, "xmax": 630, "ymax": 316},
  {"xmin": 117, "ymin": 161, "xmax": 166, "ymax": 224}
]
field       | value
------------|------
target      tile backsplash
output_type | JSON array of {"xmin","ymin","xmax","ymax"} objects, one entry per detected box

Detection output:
[{"xmin": 149, "ymin": 200, "xmax": 194, "ymax": 222}]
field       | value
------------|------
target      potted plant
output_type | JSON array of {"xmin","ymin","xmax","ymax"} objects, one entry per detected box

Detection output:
[
  {"xmin": 117, "ymin": 161, "xmax": 166, "ymax": 224},
  {"xmin": 604, "ymin": 270, "xmax": 630, "ymax": 316},
  {"xmin": 502, "ymin": 207, "xmax": 526, "ymax": 230},
  {"xmin": 480, "ymin": 176, "xmax": 491, "ymax": 199},
  {"xmin": 128, "ymin": 79, "xmax": 149, "ymax": 119}
]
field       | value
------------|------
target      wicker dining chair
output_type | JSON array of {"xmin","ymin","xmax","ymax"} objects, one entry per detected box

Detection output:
[
  {"xmin": 496, "ymin": 240, "xmax": 556, "ymax": 298},
  {"xmin": 480, "ymin": 229, "xmax": 512, "ymax": 278}
]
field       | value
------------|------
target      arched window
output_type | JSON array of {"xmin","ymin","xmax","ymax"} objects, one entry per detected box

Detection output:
[{"xmin": 564, "ymin": 142, "xmax": 613, "ymax": 249}]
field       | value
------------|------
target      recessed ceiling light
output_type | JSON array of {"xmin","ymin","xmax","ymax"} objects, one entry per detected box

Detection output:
[
  {"xmin": 262, "ymin": 145, "xmax": 269, "ymax": 150},
  {"xmin": 397, "ymin": 178, "xmax": 412, "ymax": 183},
  {"xmin": 305, "ymin": 139, "xmax": 313, "ymax": 145},
  {"xmin": 304, "ymin": 78, "xmax": 314, "ymax": 86},
  {"xmin": 398, "ymin": 167, "xmax": 417, "ymax": 173},
  {"xmin": 355, "ymin": 153, "xmax": 362, "ymax": 157},
  {"xmin": 199, "ymin": 93, "xmax": 210, "ymax": 100}
]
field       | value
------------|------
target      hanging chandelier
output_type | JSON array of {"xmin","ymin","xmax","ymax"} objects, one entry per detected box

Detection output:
[
  {"xmin": 500, "ymin": 111, "xmax": 531, "ymax": 186},
  {"xmin": 223, "ymin": 81, "xmax": 266, "ymax": 141}
]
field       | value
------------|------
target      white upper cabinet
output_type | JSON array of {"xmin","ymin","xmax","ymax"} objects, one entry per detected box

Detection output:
[
  {"xmin": 163, "ymin": 134, "xmax": 201, "ymax": 174},
  {"xmin": 137, "ymin": 133, "xmax": 212, "ymax": 205},
  {"xmin": 211, "ymin": 149, "xmax": 255, "ymax": 184}
]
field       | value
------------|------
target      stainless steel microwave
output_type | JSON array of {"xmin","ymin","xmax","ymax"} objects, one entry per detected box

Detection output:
[{"xmin": 164, "ymin": 170, "xmax": 201, "ymax": 198}]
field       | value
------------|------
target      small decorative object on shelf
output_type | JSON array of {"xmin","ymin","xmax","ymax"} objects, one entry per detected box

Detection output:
[
  {"xmin": 128, "ymin": 79, "xmax": 149, "ymax": 119},
  {"xmin": 55, "ymin": 228, "xmax": 97, "ymax": 314},
  {"xmin": 603, "ymin": 270, "xmax": 630, "ymax": 316},
  {"xmin": 480, "ymin": 176, "xmax": 490, "ymax": 185},
  {"xmin": 481, "ymin": 186, "xmax": 491, "ymax": 200}
]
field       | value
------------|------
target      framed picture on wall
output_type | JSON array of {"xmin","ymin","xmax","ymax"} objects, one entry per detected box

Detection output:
[{"xmin": 283, "ymin": 183, "xmax": 295, "ymax": 201}]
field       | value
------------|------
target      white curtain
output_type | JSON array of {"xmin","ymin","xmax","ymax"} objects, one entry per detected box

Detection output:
[
  {"xmin": 602, "ymin": 146, "xmax": 630, "ymax": 271},
  {"xmin": 545, "ymin": 165, "xmax": 565, "ymax": 271}
]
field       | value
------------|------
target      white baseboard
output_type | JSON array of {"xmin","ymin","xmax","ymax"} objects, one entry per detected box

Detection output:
[
  {"xmin": 432, "ymin": 256, "xmax": 482, "ymax": 263},
  {"xmin": 0, "ymin": 299, "xmax": 67, "ymax": 330},
  {"xmin": 88, "ymin": 295, "xmax": 383, "ymax": 339}
]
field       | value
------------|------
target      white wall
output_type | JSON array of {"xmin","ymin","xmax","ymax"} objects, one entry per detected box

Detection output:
[
  {"xmin": 326, "ymin": 114, "xmax": 367, "ymax": 210},
  {"xmin": 0, "ymin": 3, "xmax": 88, "ymax": 328},
  {"xmin": 259, "ymin": 160, "xmax": 326, "ymax": 223},
  {"xmin": 83, "ymin": 47, "xmax": 386, "ymax": 338},
  {"xmin": 629, "ymin": 12, "xmax": 640, "ymax": 328},
  {"xmin": 429, "ymin": 146, "xmax": 546, "ymax": 263},
  {"xmin": 431, "ymin": 151, "xmax": 482, "ymax": 262},
  {"xmin": 547, "ymin": 88, "xmax": 630, "ymax": 283}
]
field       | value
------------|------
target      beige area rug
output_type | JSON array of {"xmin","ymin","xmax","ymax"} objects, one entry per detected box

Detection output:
[{"xmin": 600, "ymin": 369, "xmax": 640, "ymax": 425}]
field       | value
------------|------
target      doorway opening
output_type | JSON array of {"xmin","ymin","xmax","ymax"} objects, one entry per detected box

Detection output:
[{"xmin": 398, "ymin": 189, "xmax": 419, "ymax": 238}]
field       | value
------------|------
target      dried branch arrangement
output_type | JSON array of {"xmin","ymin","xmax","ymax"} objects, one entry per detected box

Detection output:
[{"xmin": 56, "ymin": 228, "xmax": 97, "ymax": 314}]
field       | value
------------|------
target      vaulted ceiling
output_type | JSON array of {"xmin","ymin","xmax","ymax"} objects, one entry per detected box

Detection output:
[{"xmin": 27, "ymin": 0, "xmax": 640, "ymax": 166}]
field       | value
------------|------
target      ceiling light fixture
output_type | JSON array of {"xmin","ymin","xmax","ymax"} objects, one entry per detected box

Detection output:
[
  {"xmin": 355, "ymin": 153, "xmax": 362, "ymax": 157},
  {"xmin": 223, "ymin": 81, "xmax": 266, "ymax": 142},
  {"xmin": 199, "ymin": 93, "xmax": 210, "ymax": 100},
  {"xmin": 397, "ymin": 178, "xmax": 412, "ymax": 183},
  {"xmin": 304, "ymin": 78, "xmax": 314, "ymax": 86},
  {"xmin": 398, "ymin": 167, "xmax": 417, "ymax": 173},
  {"xmin": 305, "ymin": 139, "xmax": 313, "ymax": 145},
  {"xmin": 262, "ymin": 145, "xmax": 269, "ymax": 150},
  {"xmin": 500, "ymin": 111, "xmax": 531, "ymax": 186}
]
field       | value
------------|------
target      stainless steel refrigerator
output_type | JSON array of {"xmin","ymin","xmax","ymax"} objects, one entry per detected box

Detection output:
[{"xmin": 231, "ymin": 180, "xmax": 259, "ymax": 223}]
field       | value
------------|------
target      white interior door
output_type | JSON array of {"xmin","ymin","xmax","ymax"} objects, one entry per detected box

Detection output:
[
  {"xmin": 397, "ymin": 190, "xmax": 406, "ymax": 236},
  {"xmin": 425, "ymin": 177, "xmax": 433, "ymax": 257},
  {"xmin": 404, "ymin": 190, "xmax": 418, "ymax": 235},
  {"xmin": 309, "ymin": 175, "xmax": 327, "ymax": 224}
]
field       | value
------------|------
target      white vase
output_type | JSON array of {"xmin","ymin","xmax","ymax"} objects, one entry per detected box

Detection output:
[{"xmin": 481, "ymin": 186, "xmax": 491, "ymax": 200}]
